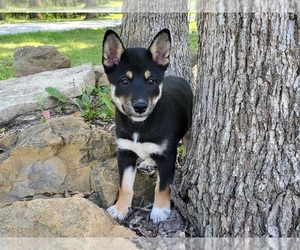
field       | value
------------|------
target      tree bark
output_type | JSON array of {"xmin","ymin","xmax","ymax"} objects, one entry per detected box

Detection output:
[
  {"xmin": 29, "ymin": 0, "xmax": 43, "ymax": 19},
  {"xmin": 84, "ymin": 0, "xmax": 98, "ymax": 19},
  {"xmin": 62, "ymin": 0, "xmax": 69, "ymax": 19},
  {"xmin": 121, "ymin": 0, "xmax": 193, "ymax": 83},
  {"xmin": 173, "ymin": 11, "xmax": 300, "ymax": 237},
  {"xmin": 0, "ymin": 0, "xmax": 3, "ymax": 21}
]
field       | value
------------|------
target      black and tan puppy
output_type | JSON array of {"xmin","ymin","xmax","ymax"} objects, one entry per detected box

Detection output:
[{"xmin": 102, "ymin": 29, "xmax": 193, "ymax": 223}]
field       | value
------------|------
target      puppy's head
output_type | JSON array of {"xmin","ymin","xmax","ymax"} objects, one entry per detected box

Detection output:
[{"xmin": 102, "ymin": 29, "xmax": 171, "ymax": 122}]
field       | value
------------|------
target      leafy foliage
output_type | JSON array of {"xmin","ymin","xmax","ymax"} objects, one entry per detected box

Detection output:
[
  {"xmin": 45, "ymin": 86, "xmax": 67, "ymax": 103},
  {"xmin": 76, "ymin": 85, "xmax": 114, "ymax": 122},
  {"xmin": 44, "ymin": 84, "xmax": 114, "ymax": 123}
]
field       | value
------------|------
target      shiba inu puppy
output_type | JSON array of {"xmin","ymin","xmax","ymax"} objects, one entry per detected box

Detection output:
[{"xmin": 102, "ymin": 29, "xmax": 193, "ymax": 223}]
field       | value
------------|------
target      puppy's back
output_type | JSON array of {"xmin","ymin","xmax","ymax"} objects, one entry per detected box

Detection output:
[{"xmin": 162, "ymin": 76, "xmax": 193, "ymax": 136}]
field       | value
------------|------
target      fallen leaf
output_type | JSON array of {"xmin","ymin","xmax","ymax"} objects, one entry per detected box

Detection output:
[{"xmin": 42, "ymin": 110, "xmax": 51, "ymax": 120}]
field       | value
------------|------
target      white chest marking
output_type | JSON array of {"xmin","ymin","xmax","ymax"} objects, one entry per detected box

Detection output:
[{"xmin": 116, "ymin": 133, "xmax": 168, "ymax": 160}]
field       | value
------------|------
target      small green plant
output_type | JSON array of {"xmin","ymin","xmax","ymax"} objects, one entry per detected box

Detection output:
[
  {"xmin": 35, "ymin": 95, "xmax": 51, "ymax": 123},
  {"xmin": 76, "ymin": 85, "xmax": 98, "ymax": 121},
  {"xmin": 35, "ymin": 95, "xmax": 45, "ymax": 111},
  {"xmin": 76, "ymin": 85, "xmax": 114, "ymax": 122},
  {"xmin": 44, "ymin": 84, "xmax": 114, "ymax": 122},
  {"xmin": 45, "ymin": 86, "xmax": 67, "ymax": 103},
  {"xmin": 177, "ymin": 144, "xmax": 184, "ymax": 155},
  {"xmin": 95, "ymin": 85, "xmax": 115, "ymax": 119},
  {"xmin": 45, "ymin": 86, "xmax": 68, "ymax": 113}
]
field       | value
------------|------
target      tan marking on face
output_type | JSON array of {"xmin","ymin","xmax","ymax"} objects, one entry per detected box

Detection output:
[
  {"xmin": 126, "ymin": 70, "xmax": 133, "ymax": 79},
  {"xmin": 113, "ymin": 167, "xmax": 136, "ymax": 215},
  {"xmin": 110, "ymin": 85, "xmax": 127, "ymax": 116},
  {"xmin": 153, "ymin": 178, "xmax": 171, "ymax": 209},
  {"xmin": 144, "ymin": 70, "xmax": 151, "ymax": 79}
]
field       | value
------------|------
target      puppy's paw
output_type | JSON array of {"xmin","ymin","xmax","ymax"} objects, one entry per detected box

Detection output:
[
  {"xmin": 139, "ymin": 158, "xmax": 156, "ymax": 173},
  {"xmin": 106, "ymin": 205, "xmax": 127, "ymax": 221},
  {"xmin": 150, "ymin": 207, "xmax": 171, "ymax": 223}
]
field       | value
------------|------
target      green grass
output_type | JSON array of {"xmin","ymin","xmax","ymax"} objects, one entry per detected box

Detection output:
[
  {"xmin": 0, "ymin": 28, "xmax": 106, "ymax": 80},
  {"xmin": 189, "ymin": 18, "xmax": 198, "ymax": 52},
  {"xmin": 189, "ymin": 32, "xmax": 198, "ymax": 53},
  {"xmin": 0, "ymin": 26, "xmax": 197, "ymax": 81}
]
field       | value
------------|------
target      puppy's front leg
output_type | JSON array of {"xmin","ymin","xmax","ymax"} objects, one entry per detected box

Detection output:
[
  {"xmin": 151, "ymin": 151, "xmax": 177, "ymax": 223},
  {"xmin": 107, "ymin": 150, "xmax": 137, "ymax": 220}
]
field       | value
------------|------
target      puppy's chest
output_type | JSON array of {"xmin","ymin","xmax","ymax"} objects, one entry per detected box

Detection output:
[{"xmin": 116, "ymin": 132, "xmax": 167, "ymax": 159}]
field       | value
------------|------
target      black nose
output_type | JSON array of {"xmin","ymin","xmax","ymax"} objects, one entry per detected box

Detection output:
[{"xmin": 133, "ymin": 101, "xmax": 148, "ymax": 114}]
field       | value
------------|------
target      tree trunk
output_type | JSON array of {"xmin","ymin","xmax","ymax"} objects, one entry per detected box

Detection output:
[
  {"xmin": 173, "ymin": 10, "xmax": 300, "ymax": 237},
  {"xmin": 84, "ymin": 0, "xmax": 98, "ymax": 19},
  {"xmin": 62, "ymin": 0, "xmax": 69, "ymax": 19},
  {"xmin": 0, "ymin": 0, "xmax": 3, "ymax": 21},
  {"xmin": 121, "ymin": 0, "xmax": 193, "ymax": 83},
  {"xmin": 29, "ymin": 0, "xmax": 43, "ymax": 19}
]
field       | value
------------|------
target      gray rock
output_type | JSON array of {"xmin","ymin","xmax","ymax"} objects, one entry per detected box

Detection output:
[
  {"xmin": 0, "ymin": 197, "xmax": 136, "ymax": 237},
  {"xmin": 14, "ymin": 46, "xmax": 71, "ymax": 77},
  {"xmin": 98, "ymin": 73, "xmax": 110, "ymax": 86},
  {"xmin": 93, "ymin": 64, "xmax": 110, "ymax": 86},
  {"xmin": 94, "ymin": 64, "xmax": 105, "ymax": 83},
  {"xmin": 0, "ymin": 63, "xmax": 95, "ymax": 125}
]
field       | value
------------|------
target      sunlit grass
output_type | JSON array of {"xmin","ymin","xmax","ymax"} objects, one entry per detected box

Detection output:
[
  {"xmin": 189, "ymin": 20, "xmax": 197, "ymax": 31},
  {"xmin": 0, "ymin": 13, "xmax": 122, "ymax": 24},
  {"xmin": 0, "ymin": 28, "xmax": 106, "ymax": 80},
  {"xmin": 189, "ymin": 32, "xmax": 198, "ymax": 53},
  {"xmin": 96, "ymin": 13, "xmax": 122, "ymax": 20},
  {"xmin": 0, "ymin": 60, "xmax": 13, "ymax": 80}
]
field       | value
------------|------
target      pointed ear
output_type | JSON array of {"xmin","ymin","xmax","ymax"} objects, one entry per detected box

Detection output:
[
  {"xmin": 102, "ymin": 30, "xmax": 125, "ymax": 70},
  {"xmin": 148, "ymin": 29, "xmax": 171, "ymax": 70}
]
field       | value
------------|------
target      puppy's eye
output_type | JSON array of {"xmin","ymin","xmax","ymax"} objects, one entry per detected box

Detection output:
[
  {"xmin": 120, "ymin": 78, "xmax": 129, "ymax": 86},
  {"xmin": 148, "ymin": 78, "xmax": 157, "ymax": 86}
]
